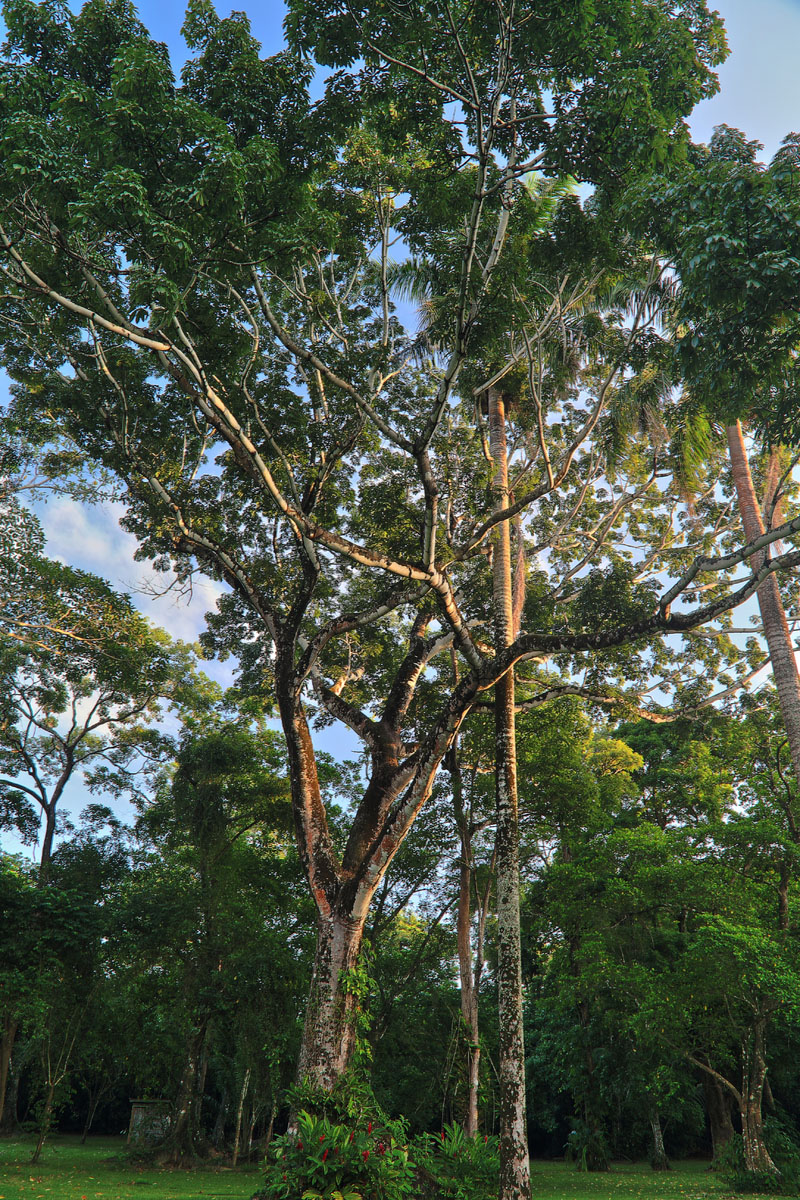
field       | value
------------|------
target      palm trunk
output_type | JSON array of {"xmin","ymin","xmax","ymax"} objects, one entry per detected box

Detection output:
[
  {"xmin": 726, "ymin": 424, "xmax": 800, "ymax": 782},
  {"xmin": 488, "ymin": 388, "xmax": 530, "ymax": 1200}
]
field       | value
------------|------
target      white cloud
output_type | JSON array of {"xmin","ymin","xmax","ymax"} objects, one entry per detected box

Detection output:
[{"xmin": 35, "ymin": 496, "xmax": 228, "ymax": 648}]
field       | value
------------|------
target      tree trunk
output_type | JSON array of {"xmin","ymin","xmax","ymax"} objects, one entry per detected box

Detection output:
[
  {"xmin": 232, "ymin": 1067, "xmax": 250, "ymax": 1166},
  {"xmin": 726, "ymin": 424, "xmax": 800, "ymax": 783},
  {"xmin": 0, "ymin": 1016, "xmax": 18, "ymax": 1128},
  {"xmin": 451, "ymin": 743, "xmax": 481, "ymax": 1138},
  {"xmin": 741, "ymin": 1019, "xmax": 778, "ymax": 1177},
  {"xmin": 264, "ymin": 1095, "xmax": 277, "ymax": 1152},
  {"xmin": 488, "ymin": 388, "xmax": 531, "ymax": 1200},
  {"xmin": 81, "ymin": 1085, "xmax": 105, "ymax": 1144},
  {"xmin": 0, "ymin": 1047, "xmax": 22, "ymax": 1133},
  {"xmin": 30, "ymin": 1080, "xmax": 56, "ymax": 1165},
  {"xmin": 295, "ymin": 909, "xmax": 367, "ymax": 1091},
  {"xmin": 169, "ymin": 1029, "xmax": 203, "ymax": 1164},
  {"xmin": 650, "ymin": 1109, "xmax": 669, "ymax": 1171},
  {"xmin": 702, "ymin": 1073, "xmax": 735, "ymax": 1164}
]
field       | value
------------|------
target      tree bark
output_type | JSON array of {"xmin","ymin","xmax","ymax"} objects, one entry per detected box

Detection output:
[
  {"xmin": 741, "ymin": 1019, "xmax": 778, "ymax": 1176},
  {"xmin": 0, "ymin": 1016, "xmax": 18, "ymax": 1128},
  {"xmin": 702, "ymin": 1072, "xmax": 735, "ymax": 1164},
  {"xmin": 295, "ymin": 909, "xmax": 368, "ymax": 1090},
  {"xmin": 30, "ymin": 1080, "xmax": 56, "ymax": 1165},
  {"xmin": 726, "ymin": 424, "xmax": 800, "ymax": 783},
  {"xmin": 488, "ymin": 388, "xmax": 531, "ymax": 1200},
  {"xmin": 649, "ymin": 1109, "xmax": 669, "ymax": 1170},
  {"xmin": 0, "ymin": 1043, "xmax": 23, "ymax": 1133},
  {"xmin": 168, "ymin": 1025, "xmax": 205, "ymax": 1164},
  {"xmin": 232, "ymin": 1067, "xmax": 250, "ymax": 1166},
  {"xmin": 451, "ymin": 742, "xmax": 482, "ymax": 1138}
]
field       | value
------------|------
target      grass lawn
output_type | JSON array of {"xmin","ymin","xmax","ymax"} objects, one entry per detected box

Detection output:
[
  {"xmin": 0, "ymin": 1136, "xmax": 261, "ymax": 1200},
  {"xmin": 0, "ymin": 1135, "xmax": 780, "ymax": 1200}
]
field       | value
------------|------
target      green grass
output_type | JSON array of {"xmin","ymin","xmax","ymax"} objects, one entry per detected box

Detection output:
[
  {"xmin": 0, "ymin": 1136, "xmax": 261, "ymax": 1200},
  {"xmin": 0, "ymin": 1135, "xmax": 780, "ymax": 1200},
  {"xmin": 529, "ymin": 1158, "xmax": 771, "ymax": 1199}
]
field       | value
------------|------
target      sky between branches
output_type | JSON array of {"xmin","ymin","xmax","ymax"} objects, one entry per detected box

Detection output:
[{"xmin": 3, "ymin": 0, "xmax": 798, "ymax": 647}]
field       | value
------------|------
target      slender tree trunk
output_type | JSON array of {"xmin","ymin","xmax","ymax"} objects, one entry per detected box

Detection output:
[
  {"xmin": 264, "ymin": 1094, "xmax": 277, "ymax": 1152},
  {"xmin": 451, "ymin": 744, "xmax": 481, "ymax": 1138},
  {"xmin": 81, "ymin": 1085, "xmax": 105, "ymax": 1144},
  {"xmin": 726, "ymin": 424, "xmax": 800, "ymax": 781},
  {"xmin": 741, "ymin": 1019, "xmax": 778, "ymax": 1176},
  {"xmin": 232, "ymin": 1067, "xmax": 250, "ymax": 1166},
  {"xmin": 650, "ymin": 1108, "xmax": 669, "ymax": 1171},
  {"xmin": 702, "ymin": 1073, "xmax": 735, "ymax": 1164},
  {"xmin": 0, "ymin": 1016, "xmax": 18, "ymax": 1128},
  {"xmin": 30, "ymin": 1080, "xmax": 56, "ymax": 1165},
  {"xmin": 0, "ymin": 1048, "xmax": 22, "ymax": 1133},
  {"xmin": 488, "ymin": 388, "xmax": 530, "ymax": 1200}
]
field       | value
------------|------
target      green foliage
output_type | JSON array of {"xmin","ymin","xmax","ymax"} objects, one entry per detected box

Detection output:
[
  {"xmin": 261, "ymin": 1108, "xmax": 415, "ymax": 1200},
  {"xmin": 412, "ymin": 1123, "xmax": 499, "ymax": 1200},
  {"xmin": 564, "ymin": 1120, "xmax": 610, "ymax": 1173}
]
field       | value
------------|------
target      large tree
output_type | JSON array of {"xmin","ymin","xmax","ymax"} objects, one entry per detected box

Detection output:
[{"xmin": 5, "ymin": 12, "xmax": 800, "ymax": 1196}]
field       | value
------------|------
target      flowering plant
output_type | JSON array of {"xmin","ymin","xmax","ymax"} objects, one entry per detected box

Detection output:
[{"xmin": 260, "ymin": 1109, "xmax": 416, "ymax": 1200}]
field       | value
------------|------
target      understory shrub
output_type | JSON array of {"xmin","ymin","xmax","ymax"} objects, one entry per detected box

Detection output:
[
  {"xmin": 564, "ymin": 1119, "xmax": 610, "ymax": 1171},
  {"xmin": 260, "ymin": 1108, "xmax": 416, "ymax": 1200},
  {"xmin": 411, "ymin": 1122, "xmax": 499, "ymax": 1200}
]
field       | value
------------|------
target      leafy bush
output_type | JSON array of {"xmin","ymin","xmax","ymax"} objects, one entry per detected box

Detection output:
[
  {"xmin": 411, "ymin": 1122, "xmax": 499, "ymax": 1200},
  {"xmin": 260, "ymin": 1108, "xmax": 416, "ymax": 1200}
]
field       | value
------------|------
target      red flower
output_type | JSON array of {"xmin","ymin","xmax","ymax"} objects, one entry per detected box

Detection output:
[
  {"xmin": 484, "ymin": 1135, "xmax": 488, "ymax": 1144},
  {"xmin": 282, "ymin": 1174, "xmax": 286, "ymax": 1181},
  {"xmin": 349, "ymin": 1131, "xmax": 354, "ymax": 1143},
  {"xmin": 440, "ymin": 1130, "xmax": 445, "ymax": 1142},
  {"xmin": 377, "ymin": 1143, "xmax": 385, "ymax": 1155},
  {"xmin": 322, "ymin": 1149, "xmax": 329, "ymax": 1162},
  {"xmin": 319, "ymin": 1135, "xmax": 326, "ymax": 1142},
  {"xmin": 297, "ymin": 1141, "xmax": 303, "ymax": 1150},
  {"xmin": 367, "ymin": 1121, "xmax": 372, "ymax": 1134},
  {"xmin": 363, "ymin": 1149, "xmax": 370, "ymax": 1161}
]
